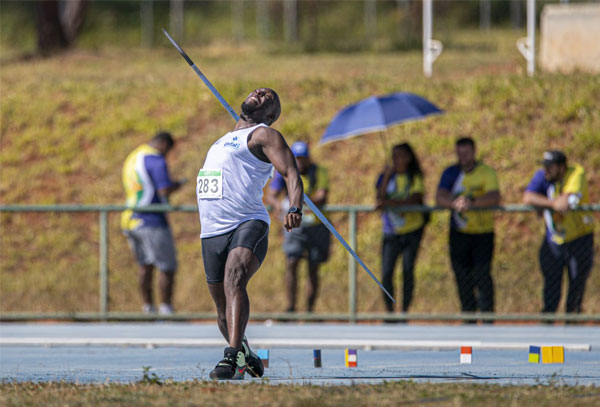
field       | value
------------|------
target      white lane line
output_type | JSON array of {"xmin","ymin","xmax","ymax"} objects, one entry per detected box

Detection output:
[{"xmin": 0, "ymin": 338, "xmax": 591, "ymax": 351}]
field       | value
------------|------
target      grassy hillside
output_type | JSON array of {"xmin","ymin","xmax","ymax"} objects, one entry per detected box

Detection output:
[{"xmin": 1, "ymin": 30, "xmax": 599, "ymax": 315}]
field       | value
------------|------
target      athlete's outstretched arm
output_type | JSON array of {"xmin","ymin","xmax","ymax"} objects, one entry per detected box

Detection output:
[{"xmin": 251, "ymin": 127, "xmax": 304, "ymax": 231}]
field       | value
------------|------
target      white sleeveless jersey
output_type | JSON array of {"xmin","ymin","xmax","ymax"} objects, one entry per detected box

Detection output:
[{"xmin": 197, "ymin": 124, "xmax": 273, "ymax": 238}]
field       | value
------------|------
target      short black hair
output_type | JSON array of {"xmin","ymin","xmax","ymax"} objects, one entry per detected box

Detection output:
[
  {"xmin": 456, "ymin": 137, "xmax": 475, "ymax": 148},
  {"xmin": 153, "ymin": 131, "xmax": 175, "ymax": 149}
]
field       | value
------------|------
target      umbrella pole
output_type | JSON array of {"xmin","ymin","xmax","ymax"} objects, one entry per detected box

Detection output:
[{"xmin": 379, "ymin": 132, "xmax": 390, "ymax": 161}]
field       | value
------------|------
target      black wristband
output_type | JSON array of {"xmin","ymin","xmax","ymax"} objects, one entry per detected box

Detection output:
[{"xmin": 288, "ymin": 206, "xmax": 302, "ymax": 215}]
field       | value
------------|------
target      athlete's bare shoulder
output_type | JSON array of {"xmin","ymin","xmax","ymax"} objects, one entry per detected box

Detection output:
[
  {"xmin": 248, "ymin": 125, "xmax": 283, "ymax": 145},
  {"xmin": 247, "ymin": 126, "xmax": 285, "ymax": 163}
]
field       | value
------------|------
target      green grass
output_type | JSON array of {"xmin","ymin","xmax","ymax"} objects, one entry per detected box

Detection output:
[
  {"xmin": 1, "ymin": 381, "xmax": 599, "ymax": 407},
  {"xmin": 1, "ymin": 29, "xmax": 599, "ymax": 315}
]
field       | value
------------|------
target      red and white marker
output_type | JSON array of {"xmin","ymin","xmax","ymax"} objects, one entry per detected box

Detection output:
[{"xmin": 460, "ymin": 346, "xmax": 472, "ymax": 364}]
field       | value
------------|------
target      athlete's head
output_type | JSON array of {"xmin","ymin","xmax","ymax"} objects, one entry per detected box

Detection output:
[
  {"xmin": 151, "ymin": 131, "xmax": 175, "ymax": 155},
  {"xmin": 455, "ymin": 137, "xmax": 476, "ymax": 171},
  {"xmin": 241, "ymin": 88, "xmax": 281, "ymax": 126},
  {"xmin": 541, "ymin": 150, "xmax": 567, "ymax": 182}
]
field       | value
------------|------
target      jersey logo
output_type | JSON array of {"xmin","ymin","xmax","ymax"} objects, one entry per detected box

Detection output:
[{"xmin": 223, "ymin": 135, "xmax": 241, "ymax": 150}]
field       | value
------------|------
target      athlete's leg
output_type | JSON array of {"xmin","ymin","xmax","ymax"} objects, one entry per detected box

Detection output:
[
  {"xmin": 202, "ymin": 234, "xmax": 230, "ymax": 341},
  {"xmin": 540, "ymin": 238, "xmax": 565, "ymax": 313},
  {"xmin": 154, "ymin": 226, "xmax": 177, "ymax": 311},
  {"xmin": 449, "ymin": 230, "xmax": 476, "ymax": 313},
  {"xmin": 381, "ymin": 235, "xmax": 401, "ymax": 312},
  {"xmin": 158, "ymin": 271, "xmax": 175, "ymax": 306},
  {"xmin": 283, "ymin": 228, "xmax": 305, "ymax": 312},
  {"xmin": 306, "ymin": 261, "xmax": 320, "ymax": 312},
  {"xmin": 472, "ymin": 232, "xmax": 494, "ymax": 313},
  {"xmin": 285, "ymin": 257, "xmax": 301, "ymax": 312},
  {"xmin": 208, "ymin": 282, "xmax": 229, "ymax": 340},
  {"xmin": 138, "ymin": 264, "xmax": 154, "ymax": 306},
  {"xmin": 565, "ymin": 234, "xmax": 594, "ymax": 313},
  {"xmin": 223, "ymin": 247, "xmax": 261, "ymax": 349},
  {"xmin": 401, "ymin": 228, "xmax": 424, "ymax": 312},
  {"xmin": 305, "ymin": 225, "xmax": 330, "ymax": 313}
]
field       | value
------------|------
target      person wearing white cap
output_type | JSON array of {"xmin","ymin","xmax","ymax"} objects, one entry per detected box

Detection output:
[
  {"xmin": 523, "ymin": 150, "xmax": 594, "ymax": 314},
  {"xmin": 266, "ymin": 141, "xmax": 331, "ymax": 313}
]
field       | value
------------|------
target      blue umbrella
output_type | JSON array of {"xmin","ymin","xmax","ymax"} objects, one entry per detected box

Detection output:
[{"xmin": 320, "ymin": 92, "xmax": 443, "ymax": 144}]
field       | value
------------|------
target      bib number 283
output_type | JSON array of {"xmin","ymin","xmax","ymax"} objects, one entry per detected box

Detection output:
[{"xmin": 197, "ymin": 169, "xmax": 222, "ymax": 199}]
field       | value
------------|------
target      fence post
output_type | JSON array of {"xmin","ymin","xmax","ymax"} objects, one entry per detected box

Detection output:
[
  {"xmin": 348, "ymin": 209, "xmax": 357, "ymax": 323},
  {"xmin": 99, "ymin": 210, "xmax": 109, "ymax": 317}
]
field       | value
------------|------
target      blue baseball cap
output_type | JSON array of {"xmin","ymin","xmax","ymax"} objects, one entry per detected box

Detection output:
[{"xmin": 291, "ymin": 141, "xmax": 309, "ymax": 158}]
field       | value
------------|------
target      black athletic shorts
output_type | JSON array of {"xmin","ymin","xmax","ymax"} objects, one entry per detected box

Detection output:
[{"xmin": 201, "ymin": 219, "xmax": 269, "ymax": 284}]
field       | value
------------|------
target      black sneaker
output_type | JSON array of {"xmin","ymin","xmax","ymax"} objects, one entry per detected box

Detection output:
[
  {"xmin": 209, "ymin": 347, "xmax": 246, "ymax": 380},
  {"xmin": 242, "ymin": 337, "xmax": 264, "ymax": 378}
]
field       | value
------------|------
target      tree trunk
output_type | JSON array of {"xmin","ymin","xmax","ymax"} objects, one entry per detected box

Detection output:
[
  {"xmin": 284, "ymin": 0, "xmax": 297, "ymax": 43},
  {"xmin": 37, "ymin": 1, "xmax": 68, "ymax": 55},
  {"xmin": 60, "ymin": 0, "xmax": 86, "ymax": 43},
  {"xmin": 141, "ymin": 0, "xmax": 154, "ymax": 48},
  {"xmin": 510, "ymin": 0, "xmax": 522, "ymax": 29},
  {"xmin": 256, "ymin": 0, "xmax": 270, "ymax": 40},
  {"xmin": 305, "ymin": 0, "xmax": 319, "ymax": 52},
  {"xmin": 232, "ymin": 0, "xmax": 244, "ymax": 44},
  {"xmin": 364, "ymin": 0, "xmax": 376, "ymax": 45},
  {"xmin": 480, "ymin": 0, "xmax": 491, "ymax": 31},
  {"xmin": 36, "ymin": 0, "xmax": 86, "ymax": 56},
  {"xmin": 170, "ymin": 0, "xmax": 184, "ymax": 43}
]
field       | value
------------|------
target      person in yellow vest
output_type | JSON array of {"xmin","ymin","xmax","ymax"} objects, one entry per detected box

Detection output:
[
  {"xmin": 121, "ymin": 131, "xmax": 185, "ymax": 315},
  {"xmin": 523, "ymin": 150, "xmax": 595, "ymax": 314},
  {"xmin": 436, "ymin": 137, "xmax": 501, "ymax": 320},
  {"xmin": 375, "ymin": 143, "xmax": 426, "ymax": 316},
  {"xmin": 266, "ymin": 141, "xmax": 330, "ymax": 313}
]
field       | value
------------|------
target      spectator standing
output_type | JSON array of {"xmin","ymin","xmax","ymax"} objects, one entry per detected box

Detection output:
[
  {"xmin": 375, "ymin": 143, "xmax": 426, "ymax": 315},
  {"xmin": 436, "ymin": 137, "xmax": 501, "ymax": 318},
  {"xmin": 266, "ymin": 141, "xmax": 330, "ymax": 313},
  {"xmin": 121, "ymin": 131, "xmax": 185, "ymax": 315},
  {"xmin": 523, "ymin": 150, "xmax": 595, "ymax": 314}
]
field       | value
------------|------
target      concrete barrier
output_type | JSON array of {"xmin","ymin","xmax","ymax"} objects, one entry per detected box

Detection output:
[{"xmin": 540, "ymin": 4, "xmax": 600, "ymax": 73}]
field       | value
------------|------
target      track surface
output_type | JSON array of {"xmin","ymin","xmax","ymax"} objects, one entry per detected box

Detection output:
[{"xmin": 1, "ymin": 323, "xmax": 599, "ymax": 385}]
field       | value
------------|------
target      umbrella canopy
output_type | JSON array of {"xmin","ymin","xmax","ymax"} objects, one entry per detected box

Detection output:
[{"xmin": 320, "ymin": 92, "xmax": 443, "ymax": 144}]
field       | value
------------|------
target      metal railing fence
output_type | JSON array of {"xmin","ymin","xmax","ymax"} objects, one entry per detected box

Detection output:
[{"xmin": 1, "ymin": 203, "xmax": 598, "ymax": 323}]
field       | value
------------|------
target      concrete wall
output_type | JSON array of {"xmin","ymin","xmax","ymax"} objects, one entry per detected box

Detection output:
[{"xmin": 540, "ymin": 4, "xmax": 600, "ymax": 74}]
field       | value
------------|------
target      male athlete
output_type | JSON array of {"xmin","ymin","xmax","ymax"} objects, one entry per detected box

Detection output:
[{"xmin": 197, "ymin": 88, "xmax": 304, "ymax": 380}]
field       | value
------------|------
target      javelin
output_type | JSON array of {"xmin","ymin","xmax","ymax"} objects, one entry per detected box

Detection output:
[{"xmin": 162, "ymin": 28, "xmax": 394, "ymax": 303}]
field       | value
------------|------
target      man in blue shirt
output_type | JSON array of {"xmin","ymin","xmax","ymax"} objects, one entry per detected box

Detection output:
[
  {"xmin": 122, "ymin": 131, "xmax": 185, "ymax": 315},
  {"xmin": 523, "ymin": 150, "xmax": 594, "ymax": 314},
  {"xmin": 266, "ymin": 141, "xmax": 330, "ymax": 313}
]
